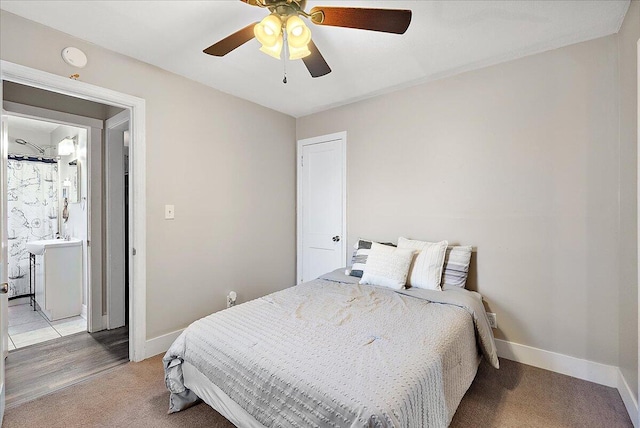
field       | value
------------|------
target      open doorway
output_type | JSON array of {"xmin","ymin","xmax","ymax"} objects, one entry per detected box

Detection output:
[
  {"xmin": 0, "ymin": 60, "xmax": 146, "ymax": 419},
  {"xmin": 2, "ymin": 82, "xmax": 131, "ymax": 407}
]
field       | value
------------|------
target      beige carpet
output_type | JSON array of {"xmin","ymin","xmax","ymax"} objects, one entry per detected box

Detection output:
[{"xmin": 3, "ymin": 356, "xmax": 633, "ymax": 428}]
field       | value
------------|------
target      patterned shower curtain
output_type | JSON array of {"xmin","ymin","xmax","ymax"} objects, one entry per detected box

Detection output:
[{"xmin": 7, "ymin": 159, "xmax": 59, "ymax": 298}]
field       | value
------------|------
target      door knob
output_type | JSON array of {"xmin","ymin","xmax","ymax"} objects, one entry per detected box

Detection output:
[
  {"xmin": 0, "ymin": 283, "xmax": 7, "ymax": 294},
  {"xmin": 332, "ymin": 236, "xmax": 340, "ymax": 242}
]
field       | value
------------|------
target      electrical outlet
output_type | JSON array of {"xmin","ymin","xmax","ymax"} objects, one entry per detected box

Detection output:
[
  {"xmin": 486, "ymin": 312, "xmax": 497, "ymax": 329},
  {"xmin": 227, "ymin": 291, "xmax": 237, "ymax": 309}
]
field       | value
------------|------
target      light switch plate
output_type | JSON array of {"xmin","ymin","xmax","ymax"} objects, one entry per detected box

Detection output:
[{"xmin": 165, "ymin": 204, "xmax": 175, "ymax": 220}]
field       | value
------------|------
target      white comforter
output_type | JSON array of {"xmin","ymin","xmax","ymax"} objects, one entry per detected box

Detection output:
[{"xmin": 164, "ymin": 272, "xmax": 498, "ymax": 428}]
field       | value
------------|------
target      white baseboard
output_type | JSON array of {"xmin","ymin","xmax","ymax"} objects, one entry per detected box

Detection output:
[
  {"xmin": 617, "ymin": 368, "xmax": 639, "ymax": 428},
  {"xmin": 144, "ymin": 329, "xmax": 184, "ymax": 359},
  {"xmin": 81, "ymin": 304, "xmax": 87, "ymax": 320},
  {"xmin": 495, "ymin": 339, "xmax": 618, "ymax": 387}
]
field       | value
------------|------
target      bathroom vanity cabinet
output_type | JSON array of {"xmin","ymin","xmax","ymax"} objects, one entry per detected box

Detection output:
[{"xmin": 26, "ymin": 239, "xmax": 83, "ymax": 321}]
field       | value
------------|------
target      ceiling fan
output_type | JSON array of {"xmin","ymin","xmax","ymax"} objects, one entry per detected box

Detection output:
[{"xmin": 203, "ymin": 0, "xmax": 412, "ymax": 78}]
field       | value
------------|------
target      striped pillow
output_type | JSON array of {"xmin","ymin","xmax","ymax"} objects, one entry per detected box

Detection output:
[
  {"xmin": 348, "ymin": 239, "xmax": 395, "ymax": 278},
  {"xmin": 397, "ymin": 237, "xmax": 449, "ymax": 290},
  {"xmin": 442, "ymin": 246, "xmax": 472, "ymax": 288}
]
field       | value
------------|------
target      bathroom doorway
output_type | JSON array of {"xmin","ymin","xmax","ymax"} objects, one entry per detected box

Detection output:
[
  {"xmin": 5, "ymin": 114, "xmax": 88, "ymax": 349},
  {"xmin": 1, "ymin": 60, "xmax": 147, "ymax": 415},
  {"xmin": 1, "ymin": 81, "xmax": 132, "ymax": 407}
]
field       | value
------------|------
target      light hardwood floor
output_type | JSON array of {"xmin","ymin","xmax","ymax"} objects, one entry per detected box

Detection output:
[{"xmin": 5, "ymin": 326, "xmax": 129, "ymax": 408}]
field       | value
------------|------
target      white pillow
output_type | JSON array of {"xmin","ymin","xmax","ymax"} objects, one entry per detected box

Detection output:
[
  {"xmin": 348, "ymin": 238, "xmax": 395, "ymax": 278},
  {"xmin": 397, "ymin": 237, "xmax": 449, "ymax": 290},
  {"xmin": 359, "ymin": 242, "xmax": 414, "ymax": 290}
]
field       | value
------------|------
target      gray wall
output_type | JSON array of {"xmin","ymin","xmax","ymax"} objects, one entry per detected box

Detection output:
[
  {"xmin": 297, "ymin": 35, "xmax": 623, "ymax": 367},
  {"xmin": 618, "ymin": 0, "xmax": 639, "ymax": 401},
  {"xmin": 0, "ymin": 10, "xmax": 297, "ymax": 339}
]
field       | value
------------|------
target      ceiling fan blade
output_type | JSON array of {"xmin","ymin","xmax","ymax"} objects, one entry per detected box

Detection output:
[
  {"xmin": 203, "ymin": 22, "xmax": 258, "ymax": 57},
  {"xmin": 302, "ymin": 40, "xmax": 331, "ymax": 78},
  {"xmin": 310, "ymin": 7, "xmax": 412, "ymax": 34}
]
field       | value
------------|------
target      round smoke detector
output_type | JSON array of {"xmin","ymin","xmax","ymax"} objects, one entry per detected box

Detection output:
[{"xmin": 61, "ymin": 47, "xmax": 87, "ymax": 68}]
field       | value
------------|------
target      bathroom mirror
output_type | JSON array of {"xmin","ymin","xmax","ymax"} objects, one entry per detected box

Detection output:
[{"xmin": 63, "ymin": 159, "xmax": 80, "ymax": 204}]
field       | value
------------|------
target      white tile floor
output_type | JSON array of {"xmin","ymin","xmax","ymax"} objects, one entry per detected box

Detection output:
[{"xmin": 8, "ymin": 303, "xmax": 87, "ymax": 350}]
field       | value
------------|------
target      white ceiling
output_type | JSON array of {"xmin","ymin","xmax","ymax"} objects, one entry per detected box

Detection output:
[{"xmin": 0, "ymin": 1, "xmax": 630, "ymax": 118}]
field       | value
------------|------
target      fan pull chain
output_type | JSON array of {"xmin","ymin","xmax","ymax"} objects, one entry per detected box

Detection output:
[
  {"xmin": 283, "ymin": 30, "xmax": 288, "ymax": 84},
  {"xmin": 283, "ymin": 60, "xmax": 287, "ymax": 84}
]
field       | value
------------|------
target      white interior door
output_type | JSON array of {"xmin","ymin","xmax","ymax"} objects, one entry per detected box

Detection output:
[
  {"xmin": 297, "ymin": 133, "xmax": 346, "ymax": 283},
  {"xmin": 1, "ymin": 112, "xmax": 9, "ymax": 424}
]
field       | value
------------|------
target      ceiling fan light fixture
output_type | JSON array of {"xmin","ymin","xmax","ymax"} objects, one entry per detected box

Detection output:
[
  {"xmin": 259, "ymin": 34, "xmax": 284, "ymax": 59},
  {"xmin": 205, "ymin": 2, "xmax": 413, "ymax": 78},
  {"xmin": 286, "ymin": 15, "xmax": 311, "ymax": 49},
  {"xmin": 254, "ymin": 14, "xmax": 282, "ymax": 47}
]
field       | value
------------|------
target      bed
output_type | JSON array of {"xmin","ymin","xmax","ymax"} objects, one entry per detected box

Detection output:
[{"xmin": 164, "ymin": 268, "xmax": 499, "ymax": 427}]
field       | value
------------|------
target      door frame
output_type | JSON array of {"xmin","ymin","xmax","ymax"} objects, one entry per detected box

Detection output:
[
  {"xmin": 296, "ymin": 131, "xmax": 347, "ymax": 284},
  {"xmin": 0, "ymin": 60, "xmax": 147, "ymax": 362},
  {"xmin": 636, "ymin": 38, "xmax": 639, "ymax": 428}
]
